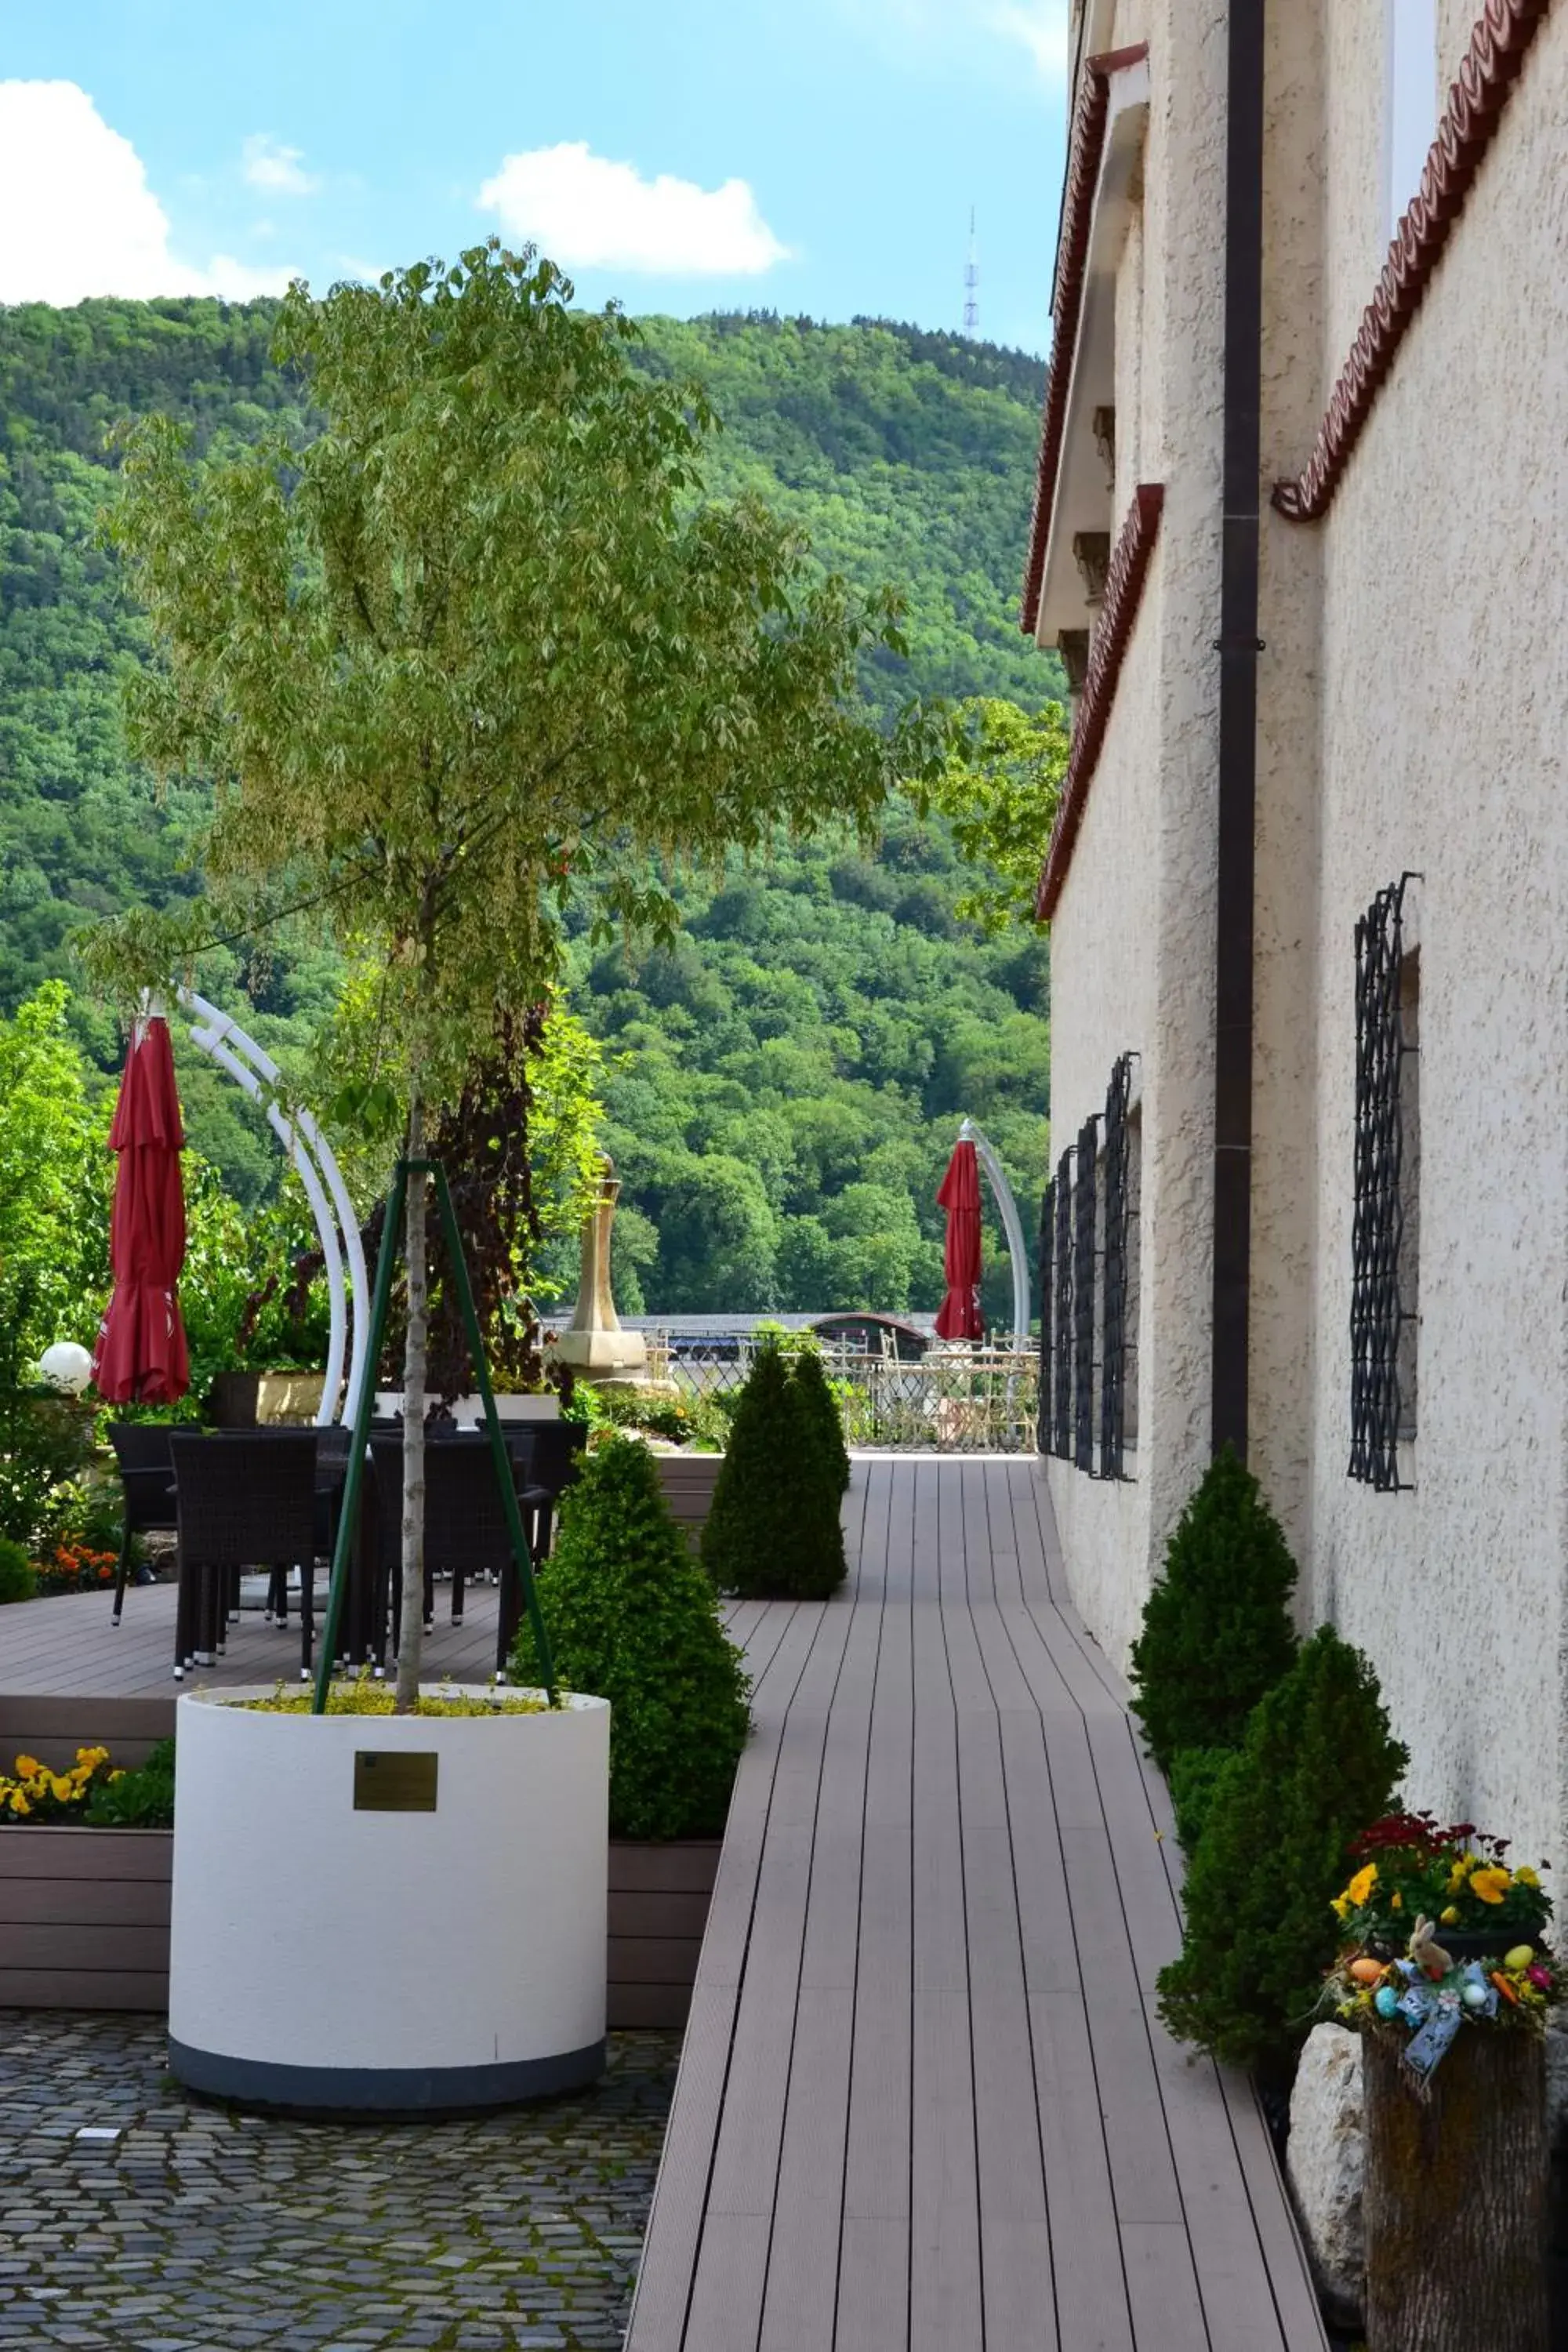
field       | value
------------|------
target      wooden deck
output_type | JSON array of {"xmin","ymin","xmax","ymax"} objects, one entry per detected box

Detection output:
[
  {"xmin": 1, "ymin": 1458, "xmax": 1327, "ymax": 2350},
  {"xmin": 626, "ymin": 1457, "xmax": 1327, "ymax": 2352}
]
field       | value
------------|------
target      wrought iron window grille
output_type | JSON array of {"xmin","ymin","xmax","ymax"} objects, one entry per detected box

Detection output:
[
  {"xmin": 1348, "ymin": 873, "xmax": 1421, "ymax": 1490},
  {"xmin": 1038, "ymin": 1178, "xmax": 1054, "ymax": 1455},
  {"xmin": 1052, "ymin": 1149, "xmax": 1075, "ymax": 1460},
  {"xmin": 1073, "ymin": 1117, "xmax": 1099, "ymax": 1472},
  {"xmin": 1099, "ymin": 1053, "xmax": 1136, "ymax": 1479}
]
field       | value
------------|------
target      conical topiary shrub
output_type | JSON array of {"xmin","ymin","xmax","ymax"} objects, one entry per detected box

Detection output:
[
  {"xmin": 513, "ymin": 1435, "xmax": 750, "ymax": 1839},
  {"xmin": 1155, "ymin": 1625, "xmax": 1409, "ymax": 2069},
  {"xmin": 702, "ymin": 1343, "xmax": 847, "ymax": 1598},
  {"xmin": 791, "ymin": 1346, "xmax": 851, "ymax": 1498},
  {"xmin": 1128, "ymin": 1446, "xmax": 1300, "ymax": 1773}
]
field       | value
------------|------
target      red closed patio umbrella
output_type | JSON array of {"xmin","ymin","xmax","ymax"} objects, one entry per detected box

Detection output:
[
  {"xmin": 92, "ymin": 1013, "xmax": 191, "ymax": 1405},
  {"xmin": 933, "ymin": 1137, "xmax": 985, "ymax": 1342}
]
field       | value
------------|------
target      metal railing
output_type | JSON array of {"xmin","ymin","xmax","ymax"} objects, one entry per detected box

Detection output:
[{"xmin": 648, "ymin": 1332, "xmax": 1040, "ymax": 1455}]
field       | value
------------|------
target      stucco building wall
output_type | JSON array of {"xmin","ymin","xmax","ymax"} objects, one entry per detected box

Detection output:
[
  {"xmin": 1301, "ymin": 2, "xmax": 1568, "ymax": 1868},
  {"xmin": 1044, "ymin": 0, "xmax": 1227, "ymax": 1670}
]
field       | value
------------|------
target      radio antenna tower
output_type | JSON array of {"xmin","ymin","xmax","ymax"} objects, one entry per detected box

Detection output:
[{"xmin": 963, "ymin": 207, "xmax": 979, "ymax": 336}]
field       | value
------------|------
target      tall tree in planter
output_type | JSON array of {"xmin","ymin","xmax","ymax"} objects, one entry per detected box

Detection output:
[
  {"xmin": 702, "ymin": 1345, "xmax": 847, "ymax": 1597},
  {"xmin": 100, "ymin": 245, "xmax": 935, "ymax": 1705}
]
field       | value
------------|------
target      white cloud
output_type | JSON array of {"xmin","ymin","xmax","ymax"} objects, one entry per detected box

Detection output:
[
  {"xmin": 477, "ymin": 141, "xmax": 789, "ymax": 277},
  {"xmin": 241, "ymin": 133, "xmax": 319, "ymax": 198},
  {"xmin": 0, "ymin": 81, "xmax": 297, "ymax": 305}
]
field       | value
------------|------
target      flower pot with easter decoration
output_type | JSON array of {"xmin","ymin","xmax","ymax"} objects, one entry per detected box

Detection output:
[{"xmin": 1323, "ymin": 1817, "xmax": 1558, "ymax": 2352}]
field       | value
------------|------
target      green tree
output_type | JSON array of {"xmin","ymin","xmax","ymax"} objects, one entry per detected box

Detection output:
[
  {"xmin": 98, "ymin": 245, "xmax": 933, "ymax": 1706},
  {"xmin": 0, "ymin": 982, "xmax": 109, "ymax": 1373},
  {"xmin": 923, "ymin": 696, "xmax": 1069, "ymax": 931}
]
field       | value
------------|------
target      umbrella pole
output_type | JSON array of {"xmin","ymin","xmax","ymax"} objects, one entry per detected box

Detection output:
[{"xmin": 311, "ymin": 1166, "xmax": 406, "ymax": 1715}]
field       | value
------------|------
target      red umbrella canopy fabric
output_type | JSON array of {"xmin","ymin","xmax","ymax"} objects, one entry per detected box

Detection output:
[
  {"xmin": 92, "ymin": 1015, "xmax": 191, "ymax": 1406},
  {"xmin": 933, "ymin": 1138, "xmax": 985, "ymax": 1342}
]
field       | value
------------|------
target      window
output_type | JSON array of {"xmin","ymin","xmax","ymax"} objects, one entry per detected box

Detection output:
[
  {"xmin": 1348, "ymin": 877, "xmax": 1419, "ymax": 1489},
  {"xmin": 1073, "ymin": 1117, "xmax": 1098, "ymax": 1472},
  {"xmin": 1396, "ymin": 949, "xmax": 1420, "ymax": 1442},
  {"xmin": 1385, "ymin": 0, "xmax": 1439, "ymax": 244},
  {"xmin": 1051, "ymin": 1150, "xmax": 1074, "ymax": 1460},
  {"xmin": 1099, "ymin": 1054, "xmax": 1135, "ymax": 1478}
]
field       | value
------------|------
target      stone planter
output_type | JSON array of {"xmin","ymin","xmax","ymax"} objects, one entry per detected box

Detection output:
[{"xmin": 167, "ymin": 1685, "xmax": 609, "ymax": 2114}]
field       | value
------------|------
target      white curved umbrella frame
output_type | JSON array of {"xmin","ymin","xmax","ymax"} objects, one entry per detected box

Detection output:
[
  {"xmin": 956, "ymin": 1116, "xmax": 1032, "ymax": 1348},
  {"xmin": 175, "ymin": 989, "xmax": 369, "ymax": 1428}
]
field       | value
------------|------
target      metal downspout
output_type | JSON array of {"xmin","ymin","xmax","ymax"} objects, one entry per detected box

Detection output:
[{"xmin": 1211, "ymin": 0, "xmax": 1265, "ymax": 1461}]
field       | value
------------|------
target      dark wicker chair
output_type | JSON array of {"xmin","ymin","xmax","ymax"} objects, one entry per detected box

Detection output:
[
  {"xmin": 367, "ymin": 1433, "xmax": 548, "ymax": 1678},
  {"xmin": 106, "ymin": 1424, "xmax": 178, "ymax": 1626},
  {"xmin": 169, "ymin": 1430, "xmax": 321, "ymax": 1681},
  {"xmin": 506, "ymin": 1420, "xmax": 588, "ymax": 1560}
]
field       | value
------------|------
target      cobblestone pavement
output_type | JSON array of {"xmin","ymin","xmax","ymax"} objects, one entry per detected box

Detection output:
[{"xmin": 0, "ymin": 2013, "xmax": 677, "ymax": 2352}]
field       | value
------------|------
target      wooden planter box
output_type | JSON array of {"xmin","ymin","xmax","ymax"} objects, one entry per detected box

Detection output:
[
  {"xmin": 653, "ymin": 1452, "xmax": 723, "ymax": 1544},
  {"xmin": 0, "ymin": 1824, "xmax": 718, "ymax": 2031}
]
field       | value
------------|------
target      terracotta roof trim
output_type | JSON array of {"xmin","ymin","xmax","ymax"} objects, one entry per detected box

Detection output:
[
  {"xmin": 1019, "ymin": 43, "xmax": 1150, "ymax": 635},
  {"xmin": 1273, "ymin": 0, "xmax": 1549, "ymax": 524},
  {"xmin": 1035, "ymin": 483, "xmax": 1164, "ymax": 923}
]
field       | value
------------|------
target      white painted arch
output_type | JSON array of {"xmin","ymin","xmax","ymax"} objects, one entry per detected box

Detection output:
[{"xmin": 170, "ymin": 989, "xmax": 368, "ymax": 1427}]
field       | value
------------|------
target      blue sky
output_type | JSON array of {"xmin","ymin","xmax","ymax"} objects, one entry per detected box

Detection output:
[{"xmin": 0, "ymin": 0, "xmax": 1066, "ymax": 352}]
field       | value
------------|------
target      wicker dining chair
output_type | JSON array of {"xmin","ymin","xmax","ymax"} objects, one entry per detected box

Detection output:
[
  {"xmin": 168, "ymin": 1430, "xmax": 321, "ymax": 1681},
  {"xmin": 106, "ymin": 1423, "xmax": 178, "ymax": 1626},
  {"xmin": 367, "ymin": 1432, "xmax": 548, "ymax": 1679}
]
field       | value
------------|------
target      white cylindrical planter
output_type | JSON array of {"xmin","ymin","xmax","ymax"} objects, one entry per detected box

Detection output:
[{"xmin": 169, "ymin": 1686, "xmax": 609, "ymax": 2114}]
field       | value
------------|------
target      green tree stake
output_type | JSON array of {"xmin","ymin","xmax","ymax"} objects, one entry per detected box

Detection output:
[{"xmin": 312, "ymin": 1162, "xmax": 407, "ymax": 1714}]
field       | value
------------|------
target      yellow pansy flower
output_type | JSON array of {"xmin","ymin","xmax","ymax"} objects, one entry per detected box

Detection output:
[
  {"xmin": 13, "ymin": 1755, "xmax": 40, "ymax": 1779},
  {"xmin": 1470, "ymin": 1867, "xmax": 1512, "ymax": 1905},
  {"xmin": 1391, "ymin": 1893, "xmax": 1403, "ymax": 1911},
  {"xmin": 1440, "ymin": 1906, "xmax": 1460, "ymax": 1926},
  {"xmin": 1343, "ymin": 1864, "xmax": 1378, "ymax": 1909},
  {"xmin": 1515, "ymin": 1867, "xmax": 1540, "ymax": 1889}
]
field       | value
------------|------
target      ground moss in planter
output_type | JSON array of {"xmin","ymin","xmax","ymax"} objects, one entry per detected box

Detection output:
[{"xmin": 514, "ymin": 1436, "xmax": 750, "ymax": 1840}]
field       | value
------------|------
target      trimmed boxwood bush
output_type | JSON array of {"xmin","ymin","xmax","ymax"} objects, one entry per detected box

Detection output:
[
  {"xmin": 514, "ymin": 1436, "xmax": 750, "ymax": 1840},
  {"xmin": 790, "ymin": 1347, "xmax": 851, "ymax": 1498},
  {"xmin": 1156, "ymin": 1626, "xmax": 1408, "ymax": 2068},
  {"xmin": 0, "ymin": 1537, "xmax": 36, "ymax": 1603},
  {"xmin": 701, "ymin": 1343, "xmax": 846, "ymax": 1598},
  {"xmin": 1129, "ymin": 1447, "xmax": 1299, "ymax": 1773}
]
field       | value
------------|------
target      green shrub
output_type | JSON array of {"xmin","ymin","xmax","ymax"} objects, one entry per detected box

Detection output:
[
  {"xmin": 1156, "ymin": 1626, "xmax": 1408, "ymax": 2069},
  {"xmin": 1128, "ymin": 1448, "xmax": 1299, "ymax": 1773},
  {"xmin": 701, "ymin": 1344, "xmax": 846, "ymax": 1598},
  {"xmin": 790, "ymin": 1347, "xmax": 851, "ymax": 1497},
  {"xmin": 514, "ymin": 1436, "xmax": 751, "ymax": 1839},
  {"xmin": 0, "ymin": 1537, "xmax": 37, "ymax": 1603},
  {"xmin": 83, "ymin": 1737, "xmax": 177, "ymax": 1827},
  {"xmin": 568, "ymin": 1382, "xmax": 728, "ymax": 1453},
  {"xmin": 1167, "ymin": 1745, "xmax": 1234, "ymax": 1854}
]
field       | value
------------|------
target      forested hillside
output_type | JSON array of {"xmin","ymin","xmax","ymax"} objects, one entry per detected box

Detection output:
[{"xmin": 0, "ymin": 295, "xmax": 1057, "ymax": 1318}]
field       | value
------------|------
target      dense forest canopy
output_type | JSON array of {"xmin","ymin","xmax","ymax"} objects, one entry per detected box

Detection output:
[{"xmin": 0, "ymin": 292, "xmax": 1058, "ymax": 1322}]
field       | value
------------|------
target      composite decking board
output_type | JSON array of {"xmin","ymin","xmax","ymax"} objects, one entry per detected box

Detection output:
[
  {"xmin": 1142, "ymin": 1994, "xmax": 1291, "ymax": 2352},
  {"xmin": 1214, "ymin": 2071, "xmax": 1332, "ymax": 2350},
  {"xmin": 626, "ymin": 1601, "xmax": 828, "ymax": 2350},
  {"xmin": 1120, "ymin": 2220, "xmax": 1212, "ymax": 2352},
  {"xmin": 908, "ymin": 1465, "xmax": 983, "ymax": 2352}
]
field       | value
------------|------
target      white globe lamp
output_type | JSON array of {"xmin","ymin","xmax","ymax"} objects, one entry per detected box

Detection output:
[{"xmin": 38, "ymin": 1341, "xmax": 94, "ymax": 1396}]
